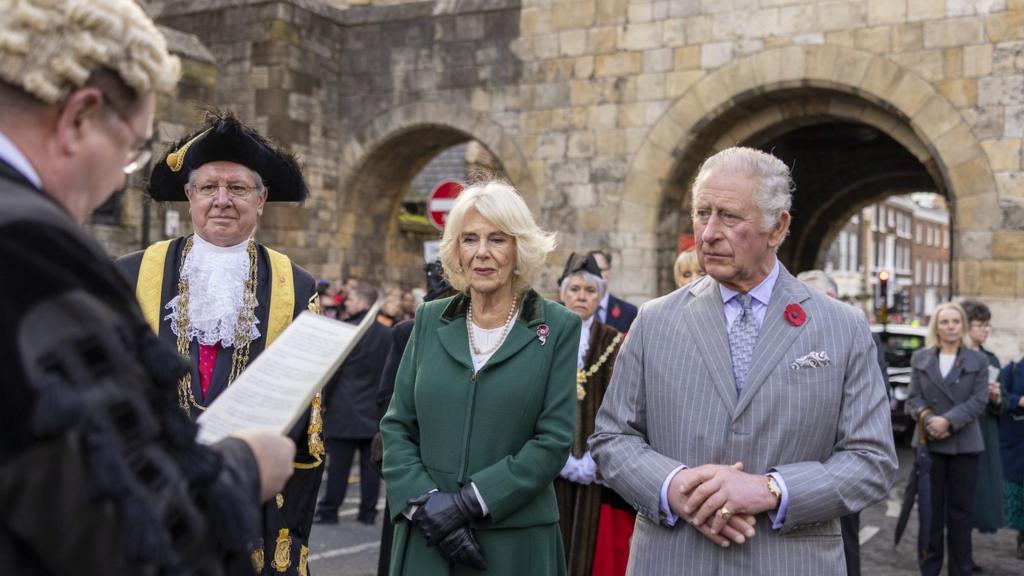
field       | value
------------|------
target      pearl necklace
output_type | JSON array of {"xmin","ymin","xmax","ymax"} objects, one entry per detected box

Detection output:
[{"xmin": 467, "ymin": 294, "xmax": 519, "ymax": 355}]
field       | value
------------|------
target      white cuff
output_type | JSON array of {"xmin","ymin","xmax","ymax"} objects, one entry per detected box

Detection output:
[{"xmin": 659, "ymin": 465, "xmax": 687, "ymax": 526}]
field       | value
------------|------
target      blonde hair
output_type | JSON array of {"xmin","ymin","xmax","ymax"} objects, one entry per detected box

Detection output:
[
  {"xmin": 673, "ymin": 250, "xmax": 702, "ymax": 288},
  {"xmin": 439, "ymin": 181, "xmax": 556, "ymax": 293},
  {"xmin": 0, "ymin": 0, "xmax": 180, "ymax": 104},
  {"xmin": 926, "ymin": 302, "xmax": 971, "ymax": 349}
]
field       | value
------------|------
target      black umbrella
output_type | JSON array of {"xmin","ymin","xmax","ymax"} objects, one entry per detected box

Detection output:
[{"xmin": 894, "ymin": 424, "xmax": 933, "ymax": 555}]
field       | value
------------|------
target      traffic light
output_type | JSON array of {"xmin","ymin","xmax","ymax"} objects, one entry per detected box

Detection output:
[{"xmin": 878, "ymin": 271, "xmax": 889, "ymax": 324}]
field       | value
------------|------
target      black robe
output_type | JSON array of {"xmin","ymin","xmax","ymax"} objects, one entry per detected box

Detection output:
[
  {"xmin": 118, "ymin": 236, "xmax": 323, "ymax": 576},
  {"xmin": 0, "ymin": 160, "xmax": 261, "ymax": 575},
  {"xmin": 554, "ymin": 319, "xmax": 625, "ymax": 576}
]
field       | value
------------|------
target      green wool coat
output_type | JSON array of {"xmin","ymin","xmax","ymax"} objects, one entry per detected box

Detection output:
[{"xmin": 381, "ymin": 289, "xmax": 580, "ymax": 576}]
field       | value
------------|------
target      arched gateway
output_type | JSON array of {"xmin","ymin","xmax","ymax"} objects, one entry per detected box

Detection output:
[{"xmin": 622, "ymin": 45, "xmax": 996, "ymax": 298}]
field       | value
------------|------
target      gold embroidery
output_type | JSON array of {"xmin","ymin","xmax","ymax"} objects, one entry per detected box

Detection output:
[
  {"xmin": 166, "ymin": 128, "xmax": 211, "ymax": 172},
  {"xmin": 295, "ymin": 392, "xmax": 325, "ymax": 470},
  {"xmin": 251, "ymin": 538, "xmax": 265, "ymax": 573},
  {"xmin": 173, "ymin": 237, "xmax": 259, "ymax": 415},
  {"xmin": 275, "ymin": 493, "xmax": 284, "ymax": 508},
  {"xmin": 576, "ymin": 333, "xmax": 623, "ymax": 400},
  {"xmin": 298, "ymin": 545, "xmax": 309, "ymax": 576},
  {"xmin": 272, "ymin": 528, "xmax": 291, "ymax": 572}
]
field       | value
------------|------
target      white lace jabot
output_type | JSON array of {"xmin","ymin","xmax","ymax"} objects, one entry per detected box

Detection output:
[{"xmin": 165, "ymin": 234, "xmax": 261, "ymax": 347}]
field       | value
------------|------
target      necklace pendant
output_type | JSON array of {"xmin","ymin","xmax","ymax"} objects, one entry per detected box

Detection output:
[{"xmin": 576, "ymin": 382, "xmax": 586, "ymax": 401}]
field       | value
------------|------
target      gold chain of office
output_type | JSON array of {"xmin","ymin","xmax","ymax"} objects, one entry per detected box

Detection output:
[
  {"xmin": 576, "ymin": 332, "xmax": 623, "ymax": 400},
  {"xmin": 174, "ymin": 236, "xmax": 259, "ymax": 415}
]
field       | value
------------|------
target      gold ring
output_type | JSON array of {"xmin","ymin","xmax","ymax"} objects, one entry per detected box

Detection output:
[{"xmin": 719, "ymin": 506, "xmax": 732, "ymax": 521}]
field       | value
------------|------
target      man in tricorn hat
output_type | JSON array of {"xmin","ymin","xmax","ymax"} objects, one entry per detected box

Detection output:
[
  {"xmin": 0, "ymin": 1, "xmax": 295, "ymax": 574},
  {"xmin": 117, "ymin": 113, "xmax": 324, "ymax": 575}
]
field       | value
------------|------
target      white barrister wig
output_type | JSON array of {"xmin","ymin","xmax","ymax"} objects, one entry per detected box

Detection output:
[{"xmin": 0, "ymin": 0, "xmax": 181, "ymax": 104}]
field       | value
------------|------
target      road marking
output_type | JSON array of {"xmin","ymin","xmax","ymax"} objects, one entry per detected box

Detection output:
[
  {"xmin": 885, "ymin": 499, "xmax": 901, "ymax": 518},
  {"xmin": 859, "ymin": 526, "xmax": 880, "ymax": 545},
  {"xmin": 309, "ymin": 541, "xmax": 381, "ymax": 561}
]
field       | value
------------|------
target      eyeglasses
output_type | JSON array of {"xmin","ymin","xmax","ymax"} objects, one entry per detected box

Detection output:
[
  {"xmin": 190, "ymin": 182, "xmax": 261, "ymax": 198},
  {"xmin": 100, "ymin": 93, "xmax": 154, "ymax": 174}
]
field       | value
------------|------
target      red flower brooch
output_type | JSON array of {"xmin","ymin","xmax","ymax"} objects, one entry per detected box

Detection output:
[
  {"xmin": 784, "ymin": 303, "xmax": 806, "ymax": 326},
  {"xmin": 536, "ymin": 324, "xmax": 549, "ymax": 346}
]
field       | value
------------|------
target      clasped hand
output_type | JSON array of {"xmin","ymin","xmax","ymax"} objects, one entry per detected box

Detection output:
[
  {"xmin": 924, "ymin": 414, "xmax": 951, "ymax": 440},
  {"xmin": 408, "ymin": 485, "xmax": 487, "ymax": 570},
  {"xmin": 668, "ymin": 462, "xmax": 776, "ymax": 548}
]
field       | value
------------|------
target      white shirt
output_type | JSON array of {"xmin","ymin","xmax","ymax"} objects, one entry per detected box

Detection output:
[
  {"xmin": 577, "ymin": 315, "xmax": 594, "ymax": 369},
  {"xmin": 468, "ymin": 312, "xmax": 517, "ymax": 373},
  {"xmin": 0, "ymin": 130, "xmax": 42, "ymax": 189},
  {"xmin": 939, "ymin": 353, "xmax": 956, "ymax": 378}
]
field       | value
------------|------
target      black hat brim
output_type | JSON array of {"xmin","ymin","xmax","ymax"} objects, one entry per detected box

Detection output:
[{"xmin": 147, "ymin": 112, "xmax": 308, "ymax": 202}]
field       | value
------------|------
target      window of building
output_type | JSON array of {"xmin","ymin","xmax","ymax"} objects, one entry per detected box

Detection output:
[
  {"xmin": 943, "ymin": 228, "xmax": 949, "ymax": 249},
  {"xmin": 942, "ymin": 262, "xmax": 949, "ymax": 286},
  {"xmin": 916, "ymin": 223, "xmax": 922, "ymax": 243},
  {"xmin": 915, "ymin": 259, "xmax": 921, "ymax": 284}
]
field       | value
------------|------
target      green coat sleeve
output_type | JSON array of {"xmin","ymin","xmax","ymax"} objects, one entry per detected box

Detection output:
[
  {"xmin": 380, "ymin": 306, "xmax": 439, "ymax": 519},
  {"xmin": 470, "ymin": 308, "xmax": 580, "ymax": 522}
]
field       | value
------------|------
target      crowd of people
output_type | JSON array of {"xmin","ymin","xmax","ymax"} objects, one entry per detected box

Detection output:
[{"xmin": 2, "ymin": 3, "xmax": 1024, "ymax": 576}]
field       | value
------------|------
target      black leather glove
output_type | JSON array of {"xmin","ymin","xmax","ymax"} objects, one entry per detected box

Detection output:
[
  {"xmin": 436, "ymin": 525, "xmax": 487, "ymax": 570},
  {"xmin": 408, "ymin": 484, "xmax": 485, "ymax": 546}
]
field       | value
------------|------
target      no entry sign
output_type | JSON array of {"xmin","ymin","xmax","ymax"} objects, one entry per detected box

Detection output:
[{"xmin": 428, "ymin": 180, "xmax": 463, "ymax": 230}]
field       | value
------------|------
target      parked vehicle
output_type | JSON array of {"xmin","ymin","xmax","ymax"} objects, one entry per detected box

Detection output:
[{"xmin": 871, "ymin": 324, "xmax": 928, "ymax": 443}]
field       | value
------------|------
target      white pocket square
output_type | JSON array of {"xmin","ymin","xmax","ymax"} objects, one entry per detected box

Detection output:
[{"xmin": 791, "ymin": 351, "xmax": 831, "ymax": 369}]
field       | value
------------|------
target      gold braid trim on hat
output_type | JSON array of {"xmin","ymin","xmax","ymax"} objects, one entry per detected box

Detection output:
[
  {"xmin": 166, "ymin": 128, "xmax": 211, "ymax": 172},
  {"xmin": 174, "ymin": 236, "xmax": 258, "ymax": 415},
  {"xmin": 576, "ymin": 332, "xmax": 623, "ymax": 401}
]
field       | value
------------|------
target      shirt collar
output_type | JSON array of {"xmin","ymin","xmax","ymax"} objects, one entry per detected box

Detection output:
[
  {"xmin": 581, "ymin": 314, "xmax": 595, "ymax": 334},
  {"xmin": 0, "ymin": 130, "xmax": 42, "ymax": 190},
  {"xmin": 599, "ymin": 291, "xmax": 610, "ymax": 310},
  {"xmin": 719, "ymin": 258, "xmax": 781, "ymax": 307}
]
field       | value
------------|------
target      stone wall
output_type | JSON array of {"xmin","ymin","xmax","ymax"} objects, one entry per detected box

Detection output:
[{"xmin": 92, "ymin": 0, "xmax": 1024, "ymax": 360}]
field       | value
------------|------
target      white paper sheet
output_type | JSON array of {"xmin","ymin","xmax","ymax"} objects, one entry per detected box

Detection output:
[{"xmin": 196, "ymin": 303, "xmax": 381, "ymax": 444}]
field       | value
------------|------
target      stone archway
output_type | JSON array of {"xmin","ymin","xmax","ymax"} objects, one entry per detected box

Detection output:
[
  {"xmin": 621, "ymin": 45, "xmax": 997, "ymax": 298},
  {"xmin": 336, "ymin": 101, "xmax": 536, "ymax": 287}
]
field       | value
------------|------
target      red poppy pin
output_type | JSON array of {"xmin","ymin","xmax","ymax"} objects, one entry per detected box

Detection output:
[
  {"xmin": 784, "ymin": 303, "xmax": 807, "ymax": 327},
  {"xmin": 536, "ymin": 324, "xmax": 549, "ymax": 346},
  {"xmin": 611, "ymin": 305, "xmax": 622, "ymax": 319}
]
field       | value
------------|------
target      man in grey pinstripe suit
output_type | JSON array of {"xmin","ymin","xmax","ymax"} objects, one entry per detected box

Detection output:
[{"xmin": 590, "ymin": 147, "xmax": 897, "ymax": 575}]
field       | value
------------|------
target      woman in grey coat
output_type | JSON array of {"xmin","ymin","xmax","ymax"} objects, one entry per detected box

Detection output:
[{"xmin": 906, "ymin": 302, "xmax": 989, "ymax": 576}]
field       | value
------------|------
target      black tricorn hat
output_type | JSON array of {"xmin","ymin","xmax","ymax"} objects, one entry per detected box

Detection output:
[
  {"xmin": 147, "ymin": 112, "xmax": 308, "ymax": 202},
  {"xmin": 557, "ymin": 252, "xmax": 603, "ymax": 288}
]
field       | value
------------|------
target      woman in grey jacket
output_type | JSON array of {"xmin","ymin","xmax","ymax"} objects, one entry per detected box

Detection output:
[{"xmin": 907, "ymin": 301, "xmax": 989, "ymax": 576}]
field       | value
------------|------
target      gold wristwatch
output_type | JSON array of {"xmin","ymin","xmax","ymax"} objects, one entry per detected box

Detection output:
[{"xmin": 766, "ymin": 475, "xmax": 782, "ymax": 509}]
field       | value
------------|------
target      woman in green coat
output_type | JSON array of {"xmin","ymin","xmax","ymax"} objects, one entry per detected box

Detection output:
[{"xmin": 380, "ymin": 181, "xmax": 580, "ymax": 575}]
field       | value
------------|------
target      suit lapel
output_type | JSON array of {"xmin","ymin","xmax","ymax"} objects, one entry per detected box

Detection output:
[
  {"xmin": 685, "ymin": 279, "xmax": 737, "ymax": 413},
  {"xmin": 734, "ymin": 268, "xmax": 810, "ymax": 418}
]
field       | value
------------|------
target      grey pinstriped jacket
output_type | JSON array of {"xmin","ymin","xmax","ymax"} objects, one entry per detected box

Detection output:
[{"xmin": 590, "ymin": 265, "xmax": 897, "ymax": 576}]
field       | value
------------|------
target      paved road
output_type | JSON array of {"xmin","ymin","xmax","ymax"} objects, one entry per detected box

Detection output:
[{"xmin": 307, "ymin": 445, "xmax": 1024, "ymax": 575}]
